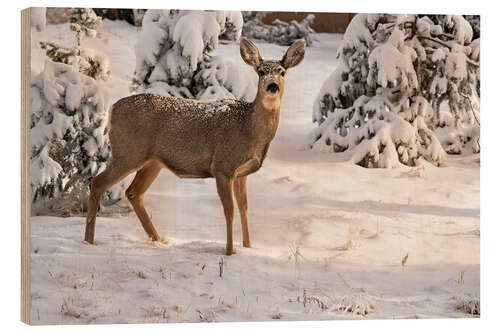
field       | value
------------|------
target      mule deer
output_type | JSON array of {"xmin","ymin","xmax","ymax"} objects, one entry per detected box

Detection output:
[{"xmin": 84, "ymin": 37, "xmax": 306, "ymax": 255}]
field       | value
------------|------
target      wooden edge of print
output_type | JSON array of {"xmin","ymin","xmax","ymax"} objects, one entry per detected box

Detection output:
[{"xmin": 21, "ymin": 7, "xmax": 31, "ymax": 325}]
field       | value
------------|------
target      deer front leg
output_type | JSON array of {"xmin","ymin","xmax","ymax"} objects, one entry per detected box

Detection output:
[
  {"xmin": 215, "ymin": 174, "xmax": 235, "ymax": 255},
  {"xmin": 234, "ymin": 176, "xmax": 251, "ymax": 248}
]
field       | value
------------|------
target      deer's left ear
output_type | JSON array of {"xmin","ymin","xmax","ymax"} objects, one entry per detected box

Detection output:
[{"xmin": 281, "ymin": 40, "xmax": 306, "ymax": 70}]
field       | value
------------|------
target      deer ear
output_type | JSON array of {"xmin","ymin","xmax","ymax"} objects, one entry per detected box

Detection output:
[
  {"xmin": 240, "ymin": 37, "xmax": 262, "ymax": 69},
  {"xmin": 281, "ymin": 39, "xmax": 306, "ymax": 69}
]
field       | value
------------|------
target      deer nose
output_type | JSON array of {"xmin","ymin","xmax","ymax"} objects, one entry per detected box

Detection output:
[{"xmin": 266, "ymin": 83, "xmax": 279, "ymax": 93}]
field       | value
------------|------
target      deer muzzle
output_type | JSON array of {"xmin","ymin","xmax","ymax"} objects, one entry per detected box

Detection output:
[{"xmin": 266, "ymin": 83, "xmax": 279, "ymax": 94}]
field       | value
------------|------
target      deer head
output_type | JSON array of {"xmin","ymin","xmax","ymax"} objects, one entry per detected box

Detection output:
[{"xmin": 240, "ymin": 37, "xmax": 306, "ymax": 110}]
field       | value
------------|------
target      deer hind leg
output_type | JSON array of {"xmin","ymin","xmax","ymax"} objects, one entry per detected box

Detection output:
[
  {"xmin": 234, "ymin": 176, "xmax": 251, "ymax": 248},
  {"xmin": 85, "ymin": 160, "xmax": 137, "ymax": 244},
  {"xmin": 125, "ymin": 160, "xmax": 163, "ymax": 242},
  {"xmin": 215, "ymin": 174, "xmax": 235, "ymax": 255}
]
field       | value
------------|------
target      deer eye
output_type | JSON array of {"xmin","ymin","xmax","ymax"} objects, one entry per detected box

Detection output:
[
  {"xmin": 258, "ymin": 70, "xmax": 265, "ymax": 76},
  {"xmin": 280, "ymin": 71, "xmax": 285, "ymax": 77}
]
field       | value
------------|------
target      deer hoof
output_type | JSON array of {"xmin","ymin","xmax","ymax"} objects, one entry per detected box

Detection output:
[
  {"xmin": 225, "ymin": 247, "xmax": 236, "ymax": 256},
  {"xmin": 150, "ymin": 235, "xmax": 167, "ymax": 244},
  {"xmin": 243, "ymin": 242, "xmax": 252, "ymax": 248},
  {"xmin": 157, "ymin": 237, "xmax": 168, "ymax": 245}
]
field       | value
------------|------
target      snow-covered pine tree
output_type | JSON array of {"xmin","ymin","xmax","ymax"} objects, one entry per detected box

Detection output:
[
  {"xmin": 31, "ymin": 8, "xmax": 119, "ymax": 215},
  {"xmin": 30, "ymin": 61, "xmax": 117, "ymax": 215},
  {"xmin": 133, "ymin": 10, "xmax": 256, "ymax": 102},
  {"xmin": 308, "ymin": 14, "xmax": 480, "ymax": 168},
  {"xmin": 40, "ymin": 8, "xmax": 110, "ymax": 81},
  {"xmin": 242, "ymin": 12, "xmax": 315, "ymax": 46}
]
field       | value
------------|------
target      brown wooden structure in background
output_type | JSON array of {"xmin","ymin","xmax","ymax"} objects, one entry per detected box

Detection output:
[{"xmin": 262, "ymin": 12, "xmax": 356, "ymax": 33}]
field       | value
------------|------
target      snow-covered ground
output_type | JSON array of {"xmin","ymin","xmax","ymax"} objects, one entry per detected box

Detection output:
[{"xmin": 29, "ymin": 21, "xmax": 480, "ymax": 324}]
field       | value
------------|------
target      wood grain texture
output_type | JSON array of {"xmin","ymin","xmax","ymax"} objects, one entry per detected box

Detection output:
[{"xmin": 21, "ymin": 7, "xmax": 31, "ymax": 325}]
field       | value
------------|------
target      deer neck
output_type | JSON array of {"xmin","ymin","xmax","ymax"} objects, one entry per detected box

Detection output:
[{"xmin": 250, "ymin": 93, "xmax": 282, "ymax": 145}]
